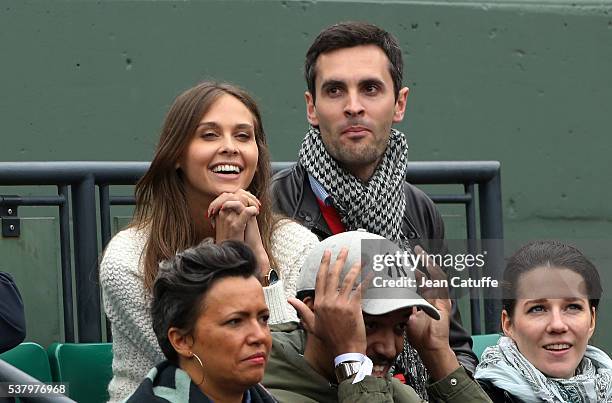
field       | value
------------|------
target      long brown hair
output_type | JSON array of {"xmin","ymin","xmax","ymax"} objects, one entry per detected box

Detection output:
[{"xmin": 132, "ymin": 81, "xmax": 277, "ymax": 291}]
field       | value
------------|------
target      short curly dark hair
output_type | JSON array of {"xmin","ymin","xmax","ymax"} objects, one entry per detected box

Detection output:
[{"xmin": 151, "ymin": 239, "xmax": 257, "ymax": 363}]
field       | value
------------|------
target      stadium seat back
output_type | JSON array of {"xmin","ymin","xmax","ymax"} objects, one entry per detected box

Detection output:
[
  {"xmin": 472, "ymin": 333, "xmax": 501, "ymax": 359},
  {"xmin": 0, "ymin": 342, "xmax": 53, "ymax": 382},
  {"xmin": 48, "ymin": 342, "xmax": 113, "ymax": 403}
]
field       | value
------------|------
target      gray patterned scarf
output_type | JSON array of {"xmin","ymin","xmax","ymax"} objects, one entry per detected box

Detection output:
[
  {"xmin": 299, "ymin": 126, "xmax": 429, "ymax": 399},
  {"xmin": 475, "ymin": 336, "xmax": 612, "ymax": 402}
]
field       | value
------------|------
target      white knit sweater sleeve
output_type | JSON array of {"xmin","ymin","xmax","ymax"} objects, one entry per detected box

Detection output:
[
  {"xmin": 99, "ymin": 227, "xmax": 165, "ymax": 402},
  {"xmin": 268, "ymin": 220, "xmax": 319, "ymax": 324}
]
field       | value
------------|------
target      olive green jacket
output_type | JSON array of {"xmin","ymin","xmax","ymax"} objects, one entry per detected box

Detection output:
[{"xmin": 262, "ymin": 329, "xmax": 492, "ymax": 403}]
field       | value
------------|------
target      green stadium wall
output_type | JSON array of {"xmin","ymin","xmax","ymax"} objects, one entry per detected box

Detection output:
[{"xmin": 1, "ymin": 0, "xmax": 611, "ymax": 353}]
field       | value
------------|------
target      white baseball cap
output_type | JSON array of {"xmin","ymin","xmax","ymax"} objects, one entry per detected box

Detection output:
[{"xmin": 297, "ymin": 230, "xmax": 440, "ymax": 320}]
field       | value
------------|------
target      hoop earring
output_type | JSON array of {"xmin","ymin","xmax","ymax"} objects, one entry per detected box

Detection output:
[{"xmin": 191, "ymin": 352, "xmax": 205, "ymax": 385}]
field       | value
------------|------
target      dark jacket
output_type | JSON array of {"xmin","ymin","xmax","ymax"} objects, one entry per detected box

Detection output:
[
  {"xmin": 0, "ymin": 272, "xmax": 26, "ymax": 354},
  {"xmin": 270, "ymin": 163, "xmax": 478, "ymax": 374},
  {"xmin": 127, "ymin": 360, "xmax": 277, "ymax": 403},
  {"xmin": 477, "ymin": 379, "xmax": 521, "ymax": 402}
]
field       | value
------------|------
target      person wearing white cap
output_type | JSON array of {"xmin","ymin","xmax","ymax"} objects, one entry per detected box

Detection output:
[{"xmin": 262, "ymin": 231, "xmax": 491, "ymax": 402}]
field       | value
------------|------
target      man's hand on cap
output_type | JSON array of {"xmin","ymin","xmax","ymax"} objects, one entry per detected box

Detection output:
[
  {"xmin": 289, "ymin": 248, "xmax": 367, "ymax": 356},
  {"xmin": 407, "ymin": 246, "xmax": 459, "ymax": 381}
]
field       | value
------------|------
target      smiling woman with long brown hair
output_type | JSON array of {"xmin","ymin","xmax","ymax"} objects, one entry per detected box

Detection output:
[{"xmin": 99, "ymin": 81, "xmax": 317, "ymax": 402}]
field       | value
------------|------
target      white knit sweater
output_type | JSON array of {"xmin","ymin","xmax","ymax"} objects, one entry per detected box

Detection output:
[{"xmin": 99, "ymin": 220, "xmax": 318, "ymax": 402}]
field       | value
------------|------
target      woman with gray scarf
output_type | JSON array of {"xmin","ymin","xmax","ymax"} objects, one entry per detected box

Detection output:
[{"xmin": 475, "ymin": 241, "xmax": 612, "ymax": 402}]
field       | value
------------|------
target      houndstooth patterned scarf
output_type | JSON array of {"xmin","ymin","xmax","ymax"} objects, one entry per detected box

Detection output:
[
  {"xmin": 299, "ymin": 126, "xmax": 410, "ymax": 248},
  {"xmin": 299, "ymin": 125, "xmax": 430, "ymax": 399}
]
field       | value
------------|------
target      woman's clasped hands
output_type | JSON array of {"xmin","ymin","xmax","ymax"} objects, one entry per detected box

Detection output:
[{"xmin": 207, "ymin": 189, "xmax": 270, "ymax": 277}]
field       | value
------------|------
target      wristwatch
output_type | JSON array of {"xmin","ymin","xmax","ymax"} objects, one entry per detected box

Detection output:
[
  {"xmin": 262, "ymin": 268, "xmax": 279, "ymax": 287},
  {"xmin": 334, "ymin": 361, "xmax": 361, "ymax": 383}
]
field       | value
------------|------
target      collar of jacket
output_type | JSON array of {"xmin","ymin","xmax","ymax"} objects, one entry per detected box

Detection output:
[{"xmin": 282, "ymin": 163, "xmax": 421, "ymax": 241}]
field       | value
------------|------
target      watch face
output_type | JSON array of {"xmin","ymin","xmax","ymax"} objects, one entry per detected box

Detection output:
[{"xmin": 267, "ymin": 269, "xmax": 279, "ymax": 285}]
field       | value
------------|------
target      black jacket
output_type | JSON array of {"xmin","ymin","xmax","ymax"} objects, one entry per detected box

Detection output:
[
  {"xmin": 477, "ymin": 379, "xmax": 521, "ymax": 402},
  {"xmin": 270, "ymin": 163, "xmax": 478, "ymax": 374},
  {"xmin": 0, "ymin": 272, "xmax": 26, "ymax": 354},
  {"xmin": 126, "ymin": 360, "xmax": 277, "ymax": 402}
]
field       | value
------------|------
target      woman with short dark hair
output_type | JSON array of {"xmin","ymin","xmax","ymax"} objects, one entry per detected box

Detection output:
[
  {"xmin": 126, "ymin": 240, "xmax": 276, "ymax": 403},
  {"xmin": 475, "ymin": 240, "xmax": 612, "ymax": 402}
]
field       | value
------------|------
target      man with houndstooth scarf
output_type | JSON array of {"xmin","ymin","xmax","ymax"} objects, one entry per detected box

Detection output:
[{"xmin": 270, "ymin": 21, "xmax": 478, "ymax": 400}]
